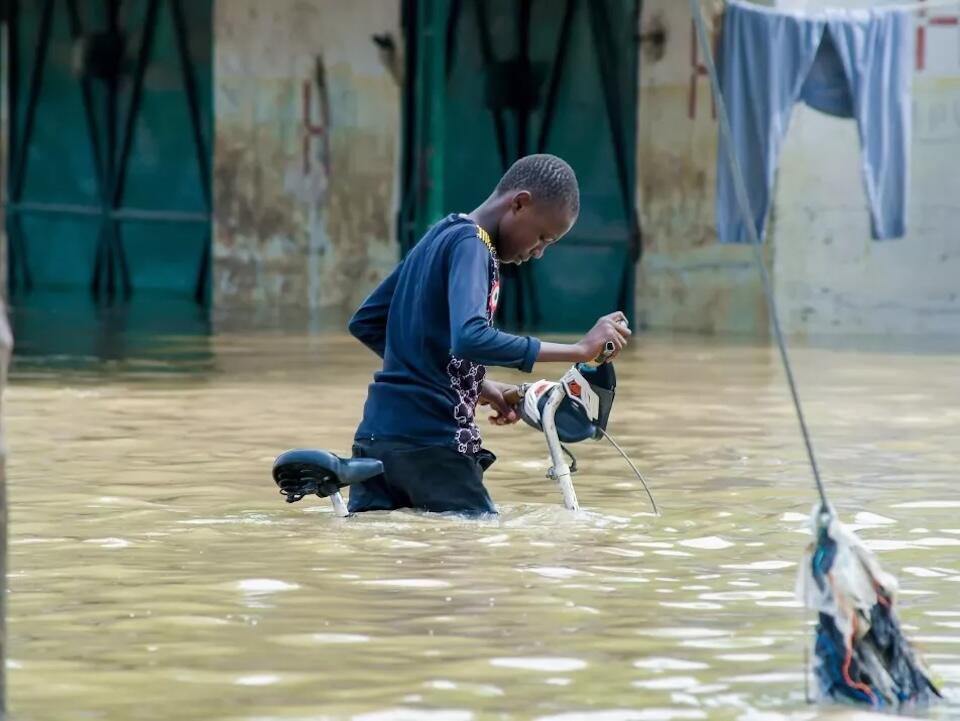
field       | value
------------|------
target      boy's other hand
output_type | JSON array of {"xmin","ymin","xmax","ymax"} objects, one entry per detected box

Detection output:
[
  {"xmin": 479, "ymin": 380, "xmax": 521, "ymax": 426},
  {"xmin": 576, "ymin": 312, "xmax": 631, "ymax": 363}
]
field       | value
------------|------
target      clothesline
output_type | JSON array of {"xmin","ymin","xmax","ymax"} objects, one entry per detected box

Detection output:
[
  {"xmin": 726, "ymin": 0, "xmax": 960, "ymax": 14},
  {"xmin": 886, "ymin": 0, "xmax": 960, "ymax": 11}
]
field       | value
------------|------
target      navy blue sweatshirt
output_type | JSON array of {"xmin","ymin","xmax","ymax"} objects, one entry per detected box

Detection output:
[{"xmin": 349, "ymin": 214, "xmax": 541, "ymax": 453}]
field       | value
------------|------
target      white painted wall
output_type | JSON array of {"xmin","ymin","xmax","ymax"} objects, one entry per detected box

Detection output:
[
  {"xmin": 637, "ymin": 0, "xmax": 960, "ymax": 337},
  {"xmin": 772, "ymin": 0, "xmax": 960, "ymax": 336}
]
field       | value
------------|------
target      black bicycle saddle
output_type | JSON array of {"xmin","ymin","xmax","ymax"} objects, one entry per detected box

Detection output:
[{"xmin": 272, "ymin": 449, "xmax": 384, "ymax": 504}]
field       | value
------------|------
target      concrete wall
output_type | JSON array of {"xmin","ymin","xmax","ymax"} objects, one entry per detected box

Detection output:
[
  {"xmin": 637, "ymin": 0, "xmax": 960, "ymax": 337},
  {"xmin": 213, "ymin": 0, "xmax": 402, "ymax": 318},
  {"xmin": 773, "ymin": 0, "xmax": 960, "ymax": 337},
  {"xmin": 636, "ymin": 0, "xmax": 766, "ymax": 335}
]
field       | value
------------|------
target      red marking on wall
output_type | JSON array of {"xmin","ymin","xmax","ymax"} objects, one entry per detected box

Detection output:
[
  {"xmin": 689, "ymin": 14, "xmax": 721, "ymax": 120},
  {"xmin": 302, "ymin": 80, "xmax": 329, "ymax": 175},
  {"xmin": 916, "ymin": 0, "xmax": 960, "ymax": 71}
]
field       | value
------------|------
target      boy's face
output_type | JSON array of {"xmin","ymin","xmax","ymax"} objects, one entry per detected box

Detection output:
[{"xmin": 497, "ymin": 192, "xmax": 577, "ymax": 265}]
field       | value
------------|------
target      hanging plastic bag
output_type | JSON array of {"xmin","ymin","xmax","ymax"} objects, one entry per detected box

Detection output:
[{"xmin": 796, "ymin": 506, "xmax": 941, "ymax": 707}]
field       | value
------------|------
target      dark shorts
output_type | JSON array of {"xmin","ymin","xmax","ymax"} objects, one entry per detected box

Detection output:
[{"xmin": 347, "ymin": 439, "xmax": 497, "ymax": 517}]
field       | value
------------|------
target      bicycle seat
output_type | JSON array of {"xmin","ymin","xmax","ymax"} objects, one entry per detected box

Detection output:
[{"xmin": 272, "ymin": 449, "xmax": 384, "ymax": 503}]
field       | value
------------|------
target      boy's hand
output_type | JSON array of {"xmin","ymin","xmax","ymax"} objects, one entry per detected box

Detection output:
[
  {"xmin": 575, "ymin": 312, "xmax": 631, "ymax": 363},
  {"xmin": 479, "ymin": 380, "xmax": 520, "ymax": 426}
]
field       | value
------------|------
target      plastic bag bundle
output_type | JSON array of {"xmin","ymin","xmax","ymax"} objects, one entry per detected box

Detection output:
[{"xmin": 796, "ymin": 506, "xmax": 940, "ymax": 708}]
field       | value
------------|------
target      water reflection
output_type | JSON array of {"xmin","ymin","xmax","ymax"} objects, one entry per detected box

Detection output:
[{"xmin": 10, "ymin": 291, "xmax": 213, "ymax": 376}]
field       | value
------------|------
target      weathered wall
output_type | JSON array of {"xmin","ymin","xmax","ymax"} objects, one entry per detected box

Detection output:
[
  {"xmin": 213, "ymin": 0, "xmax": 401, "ymax": 317},
  {"xmin": 636, "ymin": 0, "xmax": 766, "ymax": 335},
  {"xmin": 773, "ymin": 0, "xmax": 960, "ymax": 337},
  {"xmin": 637, "ymin": 0, "xmax": 960, "ymax": 337}
]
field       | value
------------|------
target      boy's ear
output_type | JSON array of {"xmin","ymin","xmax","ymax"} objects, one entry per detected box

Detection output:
[{"xmin": 511, "ymin": 190, "xmax": 532, "ymax": 212}]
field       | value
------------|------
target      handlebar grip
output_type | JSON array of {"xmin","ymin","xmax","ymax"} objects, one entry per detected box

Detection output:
[
  {"xmin": 588, "ymin": 318, "xmax": 629, "ymax": 366},
  {"xmin": 591, "ymin": 340, "xmax": 618, "ymax": 365}
]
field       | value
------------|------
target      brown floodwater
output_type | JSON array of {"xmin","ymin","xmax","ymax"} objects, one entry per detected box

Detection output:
[{"xmin": 6, "ymin": 328, "xmax": 960, "ymax": 720}]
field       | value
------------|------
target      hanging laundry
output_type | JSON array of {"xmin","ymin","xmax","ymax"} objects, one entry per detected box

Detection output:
[{"xmin": 716, "ymin": 0, "xmax": 913, "ymax": 243}]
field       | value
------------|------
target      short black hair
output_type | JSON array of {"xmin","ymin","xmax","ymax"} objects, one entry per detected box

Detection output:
[{"xmin": 495, "ymin": 154, "xmax": 580, "ymax": 215}]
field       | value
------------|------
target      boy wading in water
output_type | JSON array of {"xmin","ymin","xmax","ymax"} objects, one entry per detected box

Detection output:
[{"xmin": 348, "ymin": 154, "xmax": 631, "ymax": 515}]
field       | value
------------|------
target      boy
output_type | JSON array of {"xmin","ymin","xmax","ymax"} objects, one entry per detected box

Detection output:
[{"xmin": 347, "ymin": 154, "xmax": 631, "ymax": 515}]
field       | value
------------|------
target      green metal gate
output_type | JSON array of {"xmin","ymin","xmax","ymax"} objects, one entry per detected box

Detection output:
[
  {"xmin": 4, "ymin": 0, "xmax": 213, "ymax": 304},
  {"xmin": 400, "ymin": 0, "xmax": 640, "ymax": 331}
]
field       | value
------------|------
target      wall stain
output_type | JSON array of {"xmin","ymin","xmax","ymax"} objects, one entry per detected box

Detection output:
[{"xmin": 213, "ymin": 0, "xmax": 400, "ymax": 315}]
